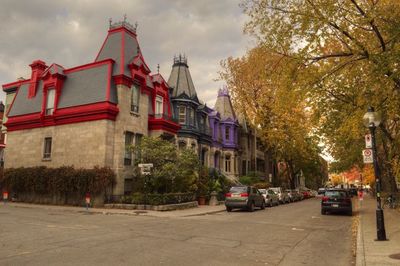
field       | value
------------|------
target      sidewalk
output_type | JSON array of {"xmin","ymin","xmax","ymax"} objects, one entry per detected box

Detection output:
[
  {"xmin": 356, "ymin": 194, "xmax": 400, "ymax": 265},
  {"xmin": 3, "ymin": 201, "xmax": 227, "ymax": 218}
]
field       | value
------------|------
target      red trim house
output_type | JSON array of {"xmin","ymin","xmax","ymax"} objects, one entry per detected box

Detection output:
[{"xmin": 2, "ymin": 19, "xmax": 180, "ymax": 197}]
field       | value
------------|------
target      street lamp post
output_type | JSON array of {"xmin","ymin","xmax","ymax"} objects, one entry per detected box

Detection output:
[{"xmin": 363, "ymin": 106, "xmax": 387, "ymax": 241}]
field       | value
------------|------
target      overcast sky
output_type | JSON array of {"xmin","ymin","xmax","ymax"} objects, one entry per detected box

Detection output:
[{"xmin": 0, "ymin": 0, "xmax": 253, "ymax": 106}]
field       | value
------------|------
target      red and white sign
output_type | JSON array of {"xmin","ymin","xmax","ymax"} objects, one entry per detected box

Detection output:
[
  {"xmin": 85, "ymin": 193, "xmax": 90, "ymax": 204},
  {"xmin": 363, "ymin": 149, "xmax": 373, "ymax": 164},
  {"xmin": 365, "ymin": 134, "xmax": 372, "ymax": 148},
  {"xmin": 3, "ymin": 191, "xmax": 8, "ymax": 200}
]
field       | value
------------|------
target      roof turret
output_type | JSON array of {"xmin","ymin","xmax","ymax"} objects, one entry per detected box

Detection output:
[
  {"xmin": 95, "ymin": 17, "xmax": 143, "ymax": 76},
  {"xmin": 168, "ymin": 55, "xmax": 198, "ymax": 100},
  {"xmin": 214, "ymin": 86, "xmax": 236, "ymax": 121}
]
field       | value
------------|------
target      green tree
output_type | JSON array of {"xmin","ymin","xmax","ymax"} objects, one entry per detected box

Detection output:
[{"xmin": 133, "ymin": 137, "xmax": 199, "ymax": 194}]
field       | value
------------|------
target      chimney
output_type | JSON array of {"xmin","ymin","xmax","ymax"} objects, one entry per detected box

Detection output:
[{"xmin": 28, "ymin": 60, "xmax": 47, "ymax": 98}]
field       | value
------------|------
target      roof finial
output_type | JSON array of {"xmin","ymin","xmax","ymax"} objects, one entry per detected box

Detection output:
[
  {"xmin": 123, "ymin": 14, "xmax": 127, "ymax": 22},
  {"xmin": 135, "ymin": 22, "xmax": 138, "ymax": 31},
  {"xmin": 157, "ymin": 64, "xmax": 160, "ymax": 73},
  {"xmin": 109, "ymin": 18, "xmax": 112, "ymax": 28}
]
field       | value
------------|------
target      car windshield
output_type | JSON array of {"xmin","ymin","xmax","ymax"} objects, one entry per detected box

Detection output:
[
  {"xmin": 325, "ymin": 191, "xmax": 347, "ymax": 197},
  {"xmin": 230, "ymin": 187, "xmax": 247, "ymax": 193},
  {"xmin": 271, "ymin": 188, "xmax": 279, "ymax": 192},
  {"xmin": 258, "ymin": 189, "xmax": 266, "ymax": 194}
]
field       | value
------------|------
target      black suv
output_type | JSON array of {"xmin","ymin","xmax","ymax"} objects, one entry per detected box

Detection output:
[
  {"xmin": 225, "ymin": 186, "xmax": 265, "ymax": 212},
  {"xmin": 321, "ymin": 189, "xmax": 352, "ymax": 216}
]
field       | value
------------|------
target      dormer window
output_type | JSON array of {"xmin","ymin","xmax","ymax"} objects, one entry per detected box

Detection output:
[
  {"xmin": 131, "ymin": 84, "xmax": 140, "ymax": 113},
  {"xmin": 155, "ymin": 95, "xmax": 163, "ymax": 116},
  {"xmin": 46, "ymin": 89, "xmax": 55, "ymax": 115}
]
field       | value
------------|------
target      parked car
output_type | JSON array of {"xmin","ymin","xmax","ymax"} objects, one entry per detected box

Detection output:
[
  {"xmin": 293, "ymin": 189, "xmax": 304, "ymax": 201},
  {"xmin": 317, "ymin": 188, "xmax": 326, "ymax": 196},
  {"xmin": 300, "ymin": 189, "xmax": 311, "ymax": 199},
  {"xmin": 285, "ymin": 189, "xmax": 296, "ymax": 202},
  {"xmin": 348, "ymin": 188, "xmax": 358, "ymax": 197},
  {"xmin": 225, "ymin": 186, "xmax": 265, "ymax": 212},
  {"xmin": 321, "ymin": 189, "xmax": 352, "ymax": 216},
  {"xmin": 259, "ymin": 189, "xmax": 279, "ymax": 207},
  {"xmin": 270, "ymin": 187, "xmax": 290, "ymax": 203}
]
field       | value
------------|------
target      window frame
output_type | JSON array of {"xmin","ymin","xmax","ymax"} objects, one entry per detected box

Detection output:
[
  {"xmin": 131, "ymin": 84, "xmax": 140, "ymax": 113},
  {"xmin": 225, "ymin": 126, "xmax": 230, "ymax": 141},
  {"xmin": 178, "ymin": 106, "xmax": 186, "ymax": 125},
  {"xmin": 45, "ymin": 89, "xmax": 55, "ymax": 115},
  {"xmin": 155, "ymin": 95, "xmax": 163, "ymax": 116},
  {"xmin": 43, "ymin": 137, "xmax": 52, "ymax": 159},
  {"xmin": 124, "ymin": 131, "xmax": 134, "ymax": 166}
]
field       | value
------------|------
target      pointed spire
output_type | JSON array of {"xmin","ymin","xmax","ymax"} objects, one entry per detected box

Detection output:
[{"xmin": 157, "ymin": 64, "xmax": 160, "ymax": 73}]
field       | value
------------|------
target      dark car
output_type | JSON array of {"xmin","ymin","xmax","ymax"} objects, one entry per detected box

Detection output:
[
  {"xmin": 321, "ymin": 189, "xmax": 352, "ymax": 216},
  {"xmin": 225, "ymin": 186, "xmax": 265, "ymax": 212}
]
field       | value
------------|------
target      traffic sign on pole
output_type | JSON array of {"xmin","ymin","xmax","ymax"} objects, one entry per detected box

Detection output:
[
  {"xmin": 365, "ymin": 134, "xmax": 372, "ymax": 148},
  {"xmin": 363, "ymin": 149, "xmax": 373, "ymax": 164}
]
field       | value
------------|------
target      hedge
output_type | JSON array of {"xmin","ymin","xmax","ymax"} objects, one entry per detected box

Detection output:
[
  {"xmin": 120, "ymin": 192, "xmax": 196, "ymax": 205},
  {"xmin": 0, "ymin": 166, "xmax": 115, "ymax": 196}
]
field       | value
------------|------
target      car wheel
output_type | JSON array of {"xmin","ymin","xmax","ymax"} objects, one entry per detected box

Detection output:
[
  {"xmin": 248, "ymin": 202, "xmax": 255, "ymax": 212},
  {"xmin": 226, "ymin": 206, "xmax": 232, "ymax": 212},
  {"xmin": 321, "ymin": 209, "xmax": 326, "ymax": 215},
  {"xmin": 347, "ymin": 209, "xmax": 352, "ymax": 216},
  {"xmin": 261, "ymin": 200, "xmax": 266, "ymax": 210}
]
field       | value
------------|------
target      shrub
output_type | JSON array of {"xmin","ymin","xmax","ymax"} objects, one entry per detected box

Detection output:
[
  {"xmin": 0, "ymin": 166, "xmax": 115, "ymax": 197},
  {"xmin": 121, "ymin": 192, "xmax": 195, "ymax": 205}
]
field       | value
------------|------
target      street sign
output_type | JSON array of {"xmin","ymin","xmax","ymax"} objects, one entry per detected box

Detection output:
[
  {"xmin": 138, "ymin": 163, "xmax": 153, "ymax": 175},
  {"xmin": 362, "ymin": 149, "xmax": 373, "ymax": 164},
  {"xmin": 365, "ymin": 134, "xmax": 372, "ymax": 148}
]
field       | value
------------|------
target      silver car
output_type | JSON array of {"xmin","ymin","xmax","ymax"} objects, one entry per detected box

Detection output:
[
  {"xmin": 259, "ymin": 189, "xmax": 279, "ymax": 207},
  {"xmin": 271, "ymin": 187, "xmax": 290, "ymax": 204}
]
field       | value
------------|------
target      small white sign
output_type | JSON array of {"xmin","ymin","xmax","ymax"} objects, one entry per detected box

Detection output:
[
  {"xmin": 365, "ymin": 134, "xmax": 372, "ymax": 148},
  {"xmin": 138, "ymin": 163, "xmax": 153, "ymax": 175},
  {"xmin": 362, "ymin": 149, "xmax": 373, "ymax": 164}
]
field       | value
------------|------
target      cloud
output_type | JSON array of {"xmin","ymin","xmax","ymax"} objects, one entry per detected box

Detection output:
[{"xmin": 0, "ymin": 0, "xmax": 251, "ymax": 106}]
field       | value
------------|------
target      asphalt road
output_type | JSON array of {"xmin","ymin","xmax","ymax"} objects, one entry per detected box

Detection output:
[{"xmin": 0, "ymin": 198, "xmax": 354, "ymax": 266}]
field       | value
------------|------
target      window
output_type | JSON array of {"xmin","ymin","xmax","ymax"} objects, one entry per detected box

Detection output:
[
  {"xmin": 178, "ymin": 106, "xmax": 186, "ymax": 124},
  {"xmin": 131, "ymin": 84, "xmax": 140, "ymax": 113},
  {"xmin": 225, "ymin": 155, "xmax": 231, "ymax": 173},
  {"xmin": 225, "ymin": 126, "xmax": 230, "ymax": 141},
  {"xmin": 45, "ymin": 89, "xmax": 55, "ymax": 115},
  {"xmin": 189, "ymin": 108, "xmax": 195, "ymax": 125},
  {"xmin": 155, "ymin": 95, "xmax": 163, "ymax": 116},
  {"xmin": 43, "ymin": 137, "xmax": 52, "ymax": 159},
  {"xmin": 135, "ymin": 134, "xmax": 143, "ymax": 160},
  {"xmin": 124, "ymin": 132, "xmax": 134, "ymax": 166}
]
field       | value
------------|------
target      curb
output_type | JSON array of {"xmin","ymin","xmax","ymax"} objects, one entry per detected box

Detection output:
[
  {"xmin": 182, "ymin": 209, "xmax": 226, "ymax": 217},
  {"xmin": 356, "ymin": 200, "xmax": 366, "ymax": 266}
]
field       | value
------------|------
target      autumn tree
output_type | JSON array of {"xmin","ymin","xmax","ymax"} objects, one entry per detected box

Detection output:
[
  {"xmin": 221, "ymin": 46, "xmax": 324, "ymax": 188},
  {"xmin": 239, "ymin": 0, "xmax": 400, "ymax": 192}
]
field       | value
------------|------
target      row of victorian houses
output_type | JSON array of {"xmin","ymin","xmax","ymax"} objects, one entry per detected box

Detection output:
[{"xmin": 0, "ymin": 19, "xmax": 277, "ymax": 197}]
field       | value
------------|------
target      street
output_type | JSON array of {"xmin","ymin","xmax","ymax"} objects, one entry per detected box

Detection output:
[{"xmin": 0, "ymin": 198, "xmax": 354, "ymax": 266}]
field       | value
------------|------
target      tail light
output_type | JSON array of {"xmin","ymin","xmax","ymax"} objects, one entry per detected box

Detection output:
[
  {"xmin": 322, "ymin": 196, "xmax": 329, "ymax": 202},
  {"xmin": 240, "ymin": 193, "xmax": 249, "ymax": 197},
  {"xmin": 225, "ymin": 193, "xmax": 232, "ymax": 198}
]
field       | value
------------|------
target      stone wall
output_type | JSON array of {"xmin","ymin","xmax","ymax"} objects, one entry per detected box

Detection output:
[
  {"xmin": 5, "ymin": 120, "xmax": 112, "ymax": 168},
  {"xmin": 111, "ymin": 84, "xmax": 149, "ymax": 196}
]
